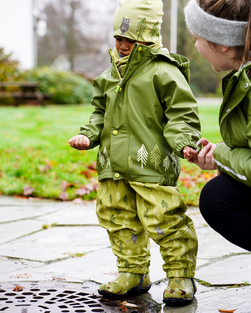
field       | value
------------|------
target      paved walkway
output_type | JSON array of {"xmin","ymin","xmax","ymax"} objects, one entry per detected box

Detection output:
[{"xmin": 0, "ymin": 195, "xmax": 250, "ymax": 312}]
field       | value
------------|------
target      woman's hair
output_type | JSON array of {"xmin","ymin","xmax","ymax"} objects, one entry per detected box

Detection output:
[{"xmin": 198, "ymin": 0, "xmax": 251, "ymax": 62}]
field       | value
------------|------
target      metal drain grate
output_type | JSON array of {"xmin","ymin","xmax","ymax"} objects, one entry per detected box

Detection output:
[{"xmin": 0, "ymin": 282, "xmax": 107, "ymax": 313}]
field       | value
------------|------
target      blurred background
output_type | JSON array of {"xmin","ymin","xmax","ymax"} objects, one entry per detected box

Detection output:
[
  {"xmin": 0, "ymin": 0, "xmax": 223, "ymax": 97},
  {"xmin": 0, "ymin": 0, "xmax": 221, "ymax": 204}
]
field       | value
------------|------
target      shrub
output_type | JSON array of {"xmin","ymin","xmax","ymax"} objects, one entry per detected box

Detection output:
[
  {"xmin": 0, "ymin": 48, "xmax": 20, "ymax": 82},
  {"xmin": 23, "ymin": 67, "xmax": 93, "ymax": 104}
]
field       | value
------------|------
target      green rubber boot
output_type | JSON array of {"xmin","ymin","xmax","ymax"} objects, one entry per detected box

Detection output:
[
  {"xmin": 163, "ymin": 278, "xmax": 197, "ymax": 306},
  {"xmin": 98, "ymin": 272, "xmax": 152, "ymax": 299}
]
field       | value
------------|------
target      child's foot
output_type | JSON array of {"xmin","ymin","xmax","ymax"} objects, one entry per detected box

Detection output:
[
  {"xmin": 163, "ymin": 278, "xmax": 197, "ymax": 306},
  {"xmin": 98, "ymin": 272, "xmax": 151, "ymax": 299}
]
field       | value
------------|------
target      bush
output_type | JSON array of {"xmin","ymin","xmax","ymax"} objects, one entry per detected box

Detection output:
[
  {"xmin": 23, "ymin": 67, "xmax": 93, "ymax": 104},
  {"xmin": 0, "ymin": 48, "xmax": 20, "ymax": 82}
]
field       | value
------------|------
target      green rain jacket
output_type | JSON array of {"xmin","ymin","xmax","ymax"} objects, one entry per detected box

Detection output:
[
  {"xmin": 79, "ymin": 43, "xmax": 201, "ymax": 186},
  {"xmin": 213, "ymin": 62, "xmax": 251, "ymax": 187}
]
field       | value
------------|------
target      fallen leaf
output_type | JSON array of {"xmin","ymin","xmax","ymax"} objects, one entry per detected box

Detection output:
[
  {"xmin": 59, "ymin": 191, "xmax": 69, "ymax": 201},
  {"xmin": 13, "ymin": 285, "xmax": 23, "ymax": 291},
  {"xmin": 75, "ymin": 187, "xmax": 90, "ymax": 196},
  {"xmin": 99, "ymin": 298, "xmax": 110, "ymax": 302},
  {"xmin": 80, "ymin": 170, "xmax": 96, "ymax": 178},
  {"xmin": 61, "ymin": 180, "xmax": 73, "ymax": 191},
  {"xmin": 72, "ymin": 198, "xmax": 85, "ymax": 204},
  {"xmin": 121, "ymin": 301, "xmax": 137, "ymax": 308},
  {"xmin": 90, "ymin": 178, "xmax": 99, "ymax": 191},
  {"xmin": 52, "ymin": 277, "xmax": 66, "ymax": 281},
  {"xmin": 38, "ymin": 164, "xmax": 51, "ymax": 173},
  {"xmin": 87, "ymin": 162, "xmax": 96, "ymax": 170},
  {"xmin": 23, "ymin": 186, "xmax": 34, "ymax": 196},
  {"xmin": 45, "ymin": 158, "xmax": 57, "ymax": 167},
  {"xmin": 14, "ymin": 195, "xmax": 28, "ymax": 199},
  {"xmin": 121, "ymin": 304, "xmax": 128, "ymax": 312},
  {"xmin": 219, "ymin": 309, "xmax": 236, "ymax": 313},
  {"xmin": 75, "ymin": 184, "xmax": 94, "ymax": 196}
]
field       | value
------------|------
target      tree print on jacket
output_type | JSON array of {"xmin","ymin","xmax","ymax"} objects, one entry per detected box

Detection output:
[
  {"xmin": 137, "ymin": 144, "xmax": 148, "ymax": 169},
  {"xmin": 103, "ymin": 146, "xmax": 111, "ymax": 167},
  {"xmin": 163, "ymin": 156, "xmax": 171, "ymax": 171},
  {"xmin": 98, "ymin": 150, "xmax": 105, "ymax": 168},
  {"xmin": 150, "ymin": 144, "xmax": 162, "ymax": 170}
]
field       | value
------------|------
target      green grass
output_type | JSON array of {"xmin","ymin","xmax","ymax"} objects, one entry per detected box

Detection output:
[
  {"xmin": 0, "ymin": 103, "xmax": 222, "ymax": 205},
  {"xmin": 0, "ymin": 105, "xmax": 98, "ymax": 200},
  {"xmin": 199, "ymin": 104, "xmax": 222, "ymax": 142}
]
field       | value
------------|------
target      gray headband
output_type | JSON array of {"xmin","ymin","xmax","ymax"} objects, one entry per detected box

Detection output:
[{"xmin": 184, "ymin": 0, "xmax": 247, "ymax": 47}]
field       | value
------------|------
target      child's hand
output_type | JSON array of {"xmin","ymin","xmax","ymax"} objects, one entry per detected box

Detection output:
[
  {"xmin": 68, "ymin": 135, "xmax": 90, "ymax": 150},
  {"xmin": 183, "ymin": 146, "xmax": 198, "ymax": 162}
]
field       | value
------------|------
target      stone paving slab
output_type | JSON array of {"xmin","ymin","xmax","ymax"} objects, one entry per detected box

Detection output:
[
  {"xmin": 36, "ymin": 202, "xmax": 99, "ymax": 225},
  {"xmin": 0, "ymin": 226, "xmax": 110, "ymax": 262},
  {"xmin": 0, "ymin": 205, "xmax": 62, "ymax": 223},
  {"xmin": 30, "ymin": 240, "xmax": 166, "ymax": 283},
  {"xmin": 194, "ymin": 286, "xmax": 251, "ymax": 313},
  {"xmin": 149, "ymin": 281, "xmax": 251, "ymax": 313},
  {"xmin": 0, "ymin": 219, "xmax": 45, "ymax": 244},
  {"xmin": 196, "ymin": 254, "xmax": 251, "ymax": 285},
  {"xmin": 0, "ymin": 269, "xmax": 83, "ymax": 283},
  {"xmin": 1, "ymin": 196, "xmax": 251, "ymax": 312},
  {"xmin": 196, "ymin": 225, "xmax": 246, "ymax": 259},
  {"xmin": 0, "ymin": 195, "xmax": 72, "ymax": 207},
  {"xmin": 33, "ymin": 247, "xmax": 118, "ymax": 282},
  {"xmin": 0, "ymin": 257, "xmax": 25, "ymax": 274}
]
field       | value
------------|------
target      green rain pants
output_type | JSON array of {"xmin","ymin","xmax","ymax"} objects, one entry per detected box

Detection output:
[{"xmin": 96, "ymin": 179, "xmax": 198, "ymax": 278}]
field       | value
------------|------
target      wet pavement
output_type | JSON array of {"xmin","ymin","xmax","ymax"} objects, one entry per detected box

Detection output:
[{"xmin": 0, "ymin": 195, "xmax": 250, "ymax": 313}]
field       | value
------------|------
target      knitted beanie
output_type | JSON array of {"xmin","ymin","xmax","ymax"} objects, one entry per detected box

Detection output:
[{"xmin": 113, "ymin": 0, "xmax": 163, "ymax": 44}]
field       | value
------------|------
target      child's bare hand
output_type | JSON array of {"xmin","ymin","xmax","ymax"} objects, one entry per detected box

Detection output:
[
  {"xmin": 183, "ymin": 146, "xmax": 198, "ymax": 162},
  {"xmin": 68, "ymin": 135, "xmax": 90, "ymax": 150}
]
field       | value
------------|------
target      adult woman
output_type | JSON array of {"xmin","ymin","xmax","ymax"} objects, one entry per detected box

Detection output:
[{"xmin": 184, "ymin": 0, "xmax": 251, "ymax": 251}]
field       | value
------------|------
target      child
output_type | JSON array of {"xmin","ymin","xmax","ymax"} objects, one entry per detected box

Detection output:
[
  {"xmin": 69, "ymin": 0, "xmax": 201, "ymax": 306},
  {"xmin": 184, "ymin": 0, "xmax": 251, "ymax": 252}
]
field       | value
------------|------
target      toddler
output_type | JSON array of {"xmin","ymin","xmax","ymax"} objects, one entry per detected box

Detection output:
[{"xmin": 69, "ymin": 0, "xmax": 201, "ymax": 306}]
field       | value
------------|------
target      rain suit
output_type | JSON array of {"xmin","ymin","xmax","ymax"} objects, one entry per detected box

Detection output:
[{"xmin": 79, "ymin": 44, "xmax": 201, "ymax": 278}]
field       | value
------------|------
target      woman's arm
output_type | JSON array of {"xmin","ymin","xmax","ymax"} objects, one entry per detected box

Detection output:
[{"xmin": 213, "ymin": 142, "xmax": 251, "ymax": 187}]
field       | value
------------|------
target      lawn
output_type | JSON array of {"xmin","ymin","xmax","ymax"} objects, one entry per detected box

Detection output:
[{"xmin": 0, "ymin": 103, "xmax": 222, "ymax": 206}]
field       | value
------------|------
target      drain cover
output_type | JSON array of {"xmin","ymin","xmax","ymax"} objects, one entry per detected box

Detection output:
[{"xmin": 0, "ymin": 282, "xmax": 106, "ymax": 313}]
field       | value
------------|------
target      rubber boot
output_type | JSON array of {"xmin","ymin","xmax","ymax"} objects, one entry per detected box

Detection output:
[
  {"xmin": 98, "ymin": 272, "xmax": 152, "ymax": 299},
  {"xmin": 163, "ymin": 278, "xmax": 197, "ymax": 306}
]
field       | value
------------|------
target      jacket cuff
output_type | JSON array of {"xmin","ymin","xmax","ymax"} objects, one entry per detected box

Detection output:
[
  {"xmin": 78, "ymin": 130, "xmax": 99, "ymax": 150},
  {"xmin": 176, "ymin": 139, "xmax": 202, "ymax": 158}
]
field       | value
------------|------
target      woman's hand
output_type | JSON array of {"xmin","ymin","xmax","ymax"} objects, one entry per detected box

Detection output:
[
  {"xmin": 68, "ymin": 135, "xmax": 90, "ymax": 150},
  {"xmin": 193, "ymin": 138, "xmax": 217, "ymax": 170}
]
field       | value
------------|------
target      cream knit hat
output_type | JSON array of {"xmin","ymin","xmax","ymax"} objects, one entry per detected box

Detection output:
[{"xmin": 113, "ymin": 0, "xmax": 163, "ymax": 44}]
